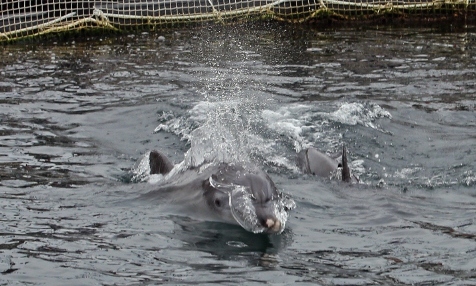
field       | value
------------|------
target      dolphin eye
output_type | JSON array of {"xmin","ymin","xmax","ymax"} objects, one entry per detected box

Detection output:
[{"xmin": 214, "ymin": 199, "xmax": 222, "ymax": 207}]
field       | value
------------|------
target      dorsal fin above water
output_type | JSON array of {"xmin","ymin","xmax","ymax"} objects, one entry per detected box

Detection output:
[
  {"xmin": 341, "ymin": 145, "xmax": 351, "ymax": 183},
  {"xmin": 149, "ymin": 150, "xmax": 174, "ymax": 175}
]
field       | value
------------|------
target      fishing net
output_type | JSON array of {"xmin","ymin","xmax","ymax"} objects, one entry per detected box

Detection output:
[{"xmin": 1, "ymin": 0, "xmax": 474, "ymax": 42}]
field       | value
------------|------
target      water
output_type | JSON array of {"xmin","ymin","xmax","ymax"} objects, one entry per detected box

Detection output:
[{"xmin": 1, "ymin": 23, "xmax": 475, "ymax": 285}]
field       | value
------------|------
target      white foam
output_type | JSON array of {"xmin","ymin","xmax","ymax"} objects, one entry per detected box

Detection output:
[
  {"xmin": 261, "ymin": 104, "xmax": 315, "ymax": 152},
  {"xmin": 154, "ymin": 99, "xmax": 391, "ymax": 176},
  {"xmin": 130, "ymin": 152, "xmax": 151, "ymax": 182},
  {"xmin": 325, "ymin": 102, "xmax": 392, "ymax": 130}
]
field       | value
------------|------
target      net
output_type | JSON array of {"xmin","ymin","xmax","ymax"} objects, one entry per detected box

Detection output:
[{"xmin": 1, "ymin": 0, "xmax": 475, "ymax": 42}]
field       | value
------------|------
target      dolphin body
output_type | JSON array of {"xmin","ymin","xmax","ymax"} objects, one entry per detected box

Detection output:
[
  {"xmin": 143, "ymin": 150, "xmax": 296, "ymax": 234},
  {"xmin": 297, "ymin": 145, "xmax": 357, "ymax": 183}
]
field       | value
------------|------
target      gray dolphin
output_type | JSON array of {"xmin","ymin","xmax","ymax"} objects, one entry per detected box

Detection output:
[
  {"xmin": 297, "ymin": 145, "xmax": 357, "ymax": 183},
  {"xmin": 144, "ymin": 150, "xmax": 296, "ymax": 234}
]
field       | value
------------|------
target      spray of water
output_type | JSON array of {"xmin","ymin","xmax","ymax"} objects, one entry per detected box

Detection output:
[
  {"xmin": 179, "ymin": 30, "xmax": 296, "ymax": 232},
  {"xmin": 179, "ymin": 29, "xmax": 272, "ymax": 169}
]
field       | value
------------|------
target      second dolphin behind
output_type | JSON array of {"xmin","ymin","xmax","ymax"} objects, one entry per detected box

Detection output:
[{"xmin": 297, "ymin": 145, "xmax": 358, "ymax": 183}]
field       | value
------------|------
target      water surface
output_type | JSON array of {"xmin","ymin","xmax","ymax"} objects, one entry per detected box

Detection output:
[{"xmin": 1, "ymin": 23, "xmax": 475, "ymax": 285}]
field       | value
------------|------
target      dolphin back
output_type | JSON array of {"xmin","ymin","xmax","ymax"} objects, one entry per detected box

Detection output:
[
  {"xmin": 297, "ymin": 145, "xmax": 356, "ymax": 183},
  {"xmin": 297, "ymin": 148, "xmax": 339, "ymax": 178}
]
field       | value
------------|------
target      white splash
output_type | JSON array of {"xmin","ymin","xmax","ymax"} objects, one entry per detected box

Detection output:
[
  {"xmin": 130, "ymin": 152, "xmax": 151, "ymax": 182},
  {"xmin": 325, "ymin": 102, "xmax": 392, "ymax": 130}
]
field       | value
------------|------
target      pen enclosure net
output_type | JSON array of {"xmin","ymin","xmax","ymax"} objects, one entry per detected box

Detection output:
[{"xmin": 1, "ymin": 0, "xmax": 475, "ymax": 42}]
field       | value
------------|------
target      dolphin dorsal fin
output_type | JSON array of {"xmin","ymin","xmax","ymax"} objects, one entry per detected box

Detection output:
[
  {"xmin": 341, "ymin": 145, "xmax": 351, "ymax": 183},
  {"xmin": 149, "ymin": 150, "xmax": 174, "ymax": 175}
]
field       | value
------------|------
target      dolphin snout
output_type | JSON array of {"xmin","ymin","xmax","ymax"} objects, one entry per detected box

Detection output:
[{"xmin": 261, "ymin": 217, "xmax": 282, "ymax": 233}]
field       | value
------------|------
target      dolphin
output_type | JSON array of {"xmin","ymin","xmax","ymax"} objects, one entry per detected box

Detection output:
[
  {"xmin": 143, "ymin": 150, "xmax": 296, "ymax": 234},
  {"xmin": 297, "ymin": 145, "xmax": 357, "ymax": 183}
]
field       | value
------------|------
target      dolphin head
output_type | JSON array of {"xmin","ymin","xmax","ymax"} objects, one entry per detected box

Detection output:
[
  {"xmin": 202, "ymin": 164, "xmax": 295, "ymax": 234},
  {"xmin": 147, "ymin": 150, "xmax": 295, "ymax": 234}
]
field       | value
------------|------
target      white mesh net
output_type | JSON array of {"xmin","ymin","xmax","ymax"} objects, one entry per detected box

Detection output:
[{"xmin": 1, "ymin": 0, "xmax": 474, "ymax": 42}]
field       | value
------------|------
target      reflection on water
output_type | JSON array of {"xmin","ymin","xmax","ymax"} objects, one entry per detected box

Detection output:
[{"xmin": 1, "ymin": 23, "xmax": 475, "ymax": 284}]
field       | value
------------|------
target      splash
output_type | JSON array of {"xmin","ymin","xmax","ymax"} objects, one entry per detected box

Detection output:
[
  {"xmin": 261, "ymin": 104, "xmax": 316, "ymax": 153},
  {"xmin": 130, "ymin": 152, "xmax": 151, "ymax": 183},
  {"xmin": 326, "ymin": 102, "xmax": 392, "ymax": 131},
  {"xmin": 183, "ymin": 100, "xmax": 256, "ymax": 167},
  {"xmin": 262, "ymin": 101, "xmax": 391, "ymax": 148},
  {"xmin": 155, "ymin": 30, "xmax": 278, "ymax": 169},
  {"xmin": 154, "ymin": 97, "xmax": 269, "ymax": 169}
]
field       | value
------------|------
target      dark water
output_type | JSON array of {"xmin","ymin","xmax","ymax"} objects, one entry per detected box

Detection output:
[{"xmin": 1, "ymin": 23, "xmax": 475, "ymax": 285}]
